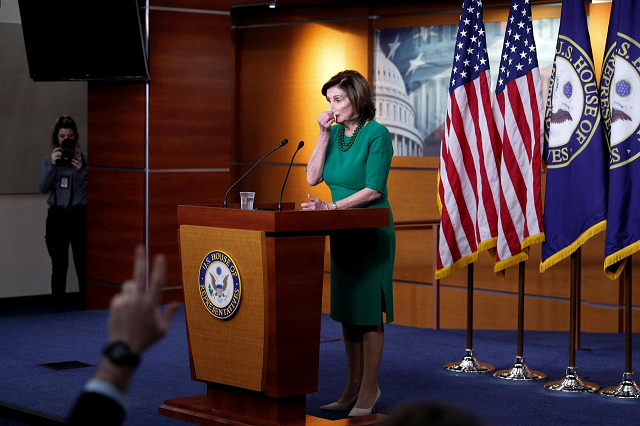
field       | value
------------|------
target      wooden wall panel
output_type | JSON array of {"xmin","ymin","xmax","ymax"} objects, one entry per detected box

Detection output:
[
  {"xmin": 149, "ymin": 10, "xmax": 231, "ymax": 169},
  {"xmin": 87, "ymin": 282, "xmax": 122, "ymax": 310},
  {"xmin": 148, "ymin": 171, "xmax": 230, "ymax": 286},
  {"xmin": 392, "ymin": 282, "xmax": 433, "ymax": 329},
  {"xmin": 581, "ymin": 304, "xmax": 621, "ymax": 334},
  {"xmin": 439, "ymin": 287, "xmax": 570, "ymax": 331},
  {"xmin": 234, "ymin": 20, "xmax": 369, "ymax": 167},
  {"xmin": 587, "ymin": 2, "xmax": 613, "ymax": 80},
  {"xmin": 387, "ymin": 168, "xmax": 439, "ymax": 221},
  {"xmin": 394, "ymin": 228, "xmax": 432, "ymax": 284},
  {"xmin": 88, "ymin": 82, "xmax": 146, "ymax": 168},
  {"xmin": 233, "ymin": 164, "xmax": 330, "ymax": 209},
  {"xmin": 87, "ymin": 170, "xmax": 144, "ymax": 284},
  {"xmin": 87, "ymin": 4, "xmax": 233, "ymax": 310}
]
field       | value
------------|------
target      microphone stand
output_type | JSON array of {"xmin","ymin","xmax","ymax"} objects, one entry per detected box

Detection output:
[
  {"xmin": 278, "ymin": 141, "xmax": 304, "ymax": 211},
  {"xmin": 223, "ymin": 139, "xmax": 288, "ymax": 208}
]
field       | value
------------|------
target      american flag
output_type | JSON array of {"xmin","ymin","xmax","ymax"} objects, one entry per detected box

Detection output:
[
  {"xmin": 492, "ymin": 0, "xmax": 544, "ymax": 273},
  {"xmin": 436, "ymin": 0, "xmax": 501, "ymax": 279}
]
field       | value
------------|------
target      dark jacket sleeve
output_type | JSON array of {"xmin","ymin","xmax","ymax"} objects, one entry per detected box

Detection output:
[
  {"xmin": 66, "ymin": 392, "xmax": 125, "ymax": 426},
  {"xmin": 39, "ymin": 154, "xmax": 56, "ymax": 193}
]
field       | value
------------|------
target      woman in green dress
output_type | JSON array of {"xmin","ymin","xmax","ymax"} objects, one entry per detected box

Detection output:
[{"xmin": 302, "ymin": 70, "xmax": 395, "ymax": 417}]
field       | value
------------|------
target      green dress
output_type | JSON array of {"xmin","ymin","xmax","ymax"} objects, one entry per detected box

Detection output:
[{"xmin": 323, "ymin": 120, "xmax": 395, "ymax": 325}]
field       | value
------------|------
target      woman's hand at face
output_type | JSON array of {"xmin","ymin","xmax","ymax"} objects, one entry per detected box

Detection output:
[
  {"xmin": 317, "ymin": 110, "xmax": 335, "ymax": 134},
  {"xmin": 50, "ymin": 148, "xmax": 62, "ymax": 165},
  {"xmin": 301, "ymin": 193, "xmax": 328, "ymax": 211},
  {"xmin": 71, "ymin": 153, "xmax": 83, "ymax": 171}
]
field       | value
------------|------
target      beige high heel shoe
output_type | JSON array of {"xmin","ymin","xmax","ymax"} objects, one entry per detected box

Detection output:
[
  {"xmin": 320, "ymin": 394, "xmax": 358, "ymax": 412},
  {"xmin": 348, "ymin": 388, "xmax": 381, "ymax": 417}
]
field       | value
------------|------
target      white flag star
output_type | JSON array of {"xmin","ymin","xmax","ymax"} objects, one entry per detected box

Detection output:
[
  {"xmin": 405, "ymin": 52, "xmax": 425, "ymax": 76},
  {"xmin": 387, "ymin": 35, "xmax": 402, "ymax": 60}
]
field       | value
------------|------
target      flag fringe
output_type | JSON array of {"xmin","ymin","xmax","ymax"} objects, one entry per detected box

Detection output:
[
  {"xmin": 477, "ymin": 237, "xmax": 498, "ymax": 253},
  {"xmin": 492, "ymin": 232, "xmax": 544, "ymax": 275},
  {"xmin": 603, "ymin": 241, "xmax": 640, "ymax": 280},
  {"xmin": 436, "ymin": 170, "xmax": 443, "ymax": 216},
  {"xmin": 522, "ymin": 232, "xmax": 545, "ymax": 250},
  {"xmin": 493, "ymin": 251, "xmax": 528, "ymax": 274},
  {"xmin": 539, "ymin": 221, "xmax": 606, "ymax": 273},
  {"xmin": 435, "ymin": 251, "xmax": 479, "ymax": 280}
]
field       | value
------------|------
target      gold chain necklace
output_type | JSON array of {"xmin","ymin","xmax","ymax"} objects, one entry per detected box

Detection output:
[{"xmin": 338, "ymin": 120, "xmax": 366, "ymax": 152}]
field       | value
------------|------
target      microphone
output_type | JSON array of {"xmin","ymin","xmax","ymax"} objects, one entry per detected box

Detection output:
[
  {"xmin": 223, "ymin": 139, "xmax": 288, "ymax": 208},
  {"xmin": 278, "ymin": 141, "xmax": 304, "ymax": 212}
]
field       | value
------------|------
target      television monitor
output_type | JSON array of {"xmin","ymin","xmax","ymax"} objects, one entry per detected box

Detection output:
[{"xmin": 18, "ymin": 0, "xmax": 149, "ymax": 81}]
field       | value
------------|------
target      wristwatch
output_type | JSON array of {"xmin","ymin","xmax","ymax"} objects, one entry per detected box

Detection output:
[{"xmin": 102, "ymin": 340, "xmax": 140, "ymax": 369}]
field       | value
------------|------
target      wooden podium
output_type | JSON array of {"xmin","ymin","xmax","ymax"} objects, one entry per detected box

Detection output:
[{"xmin": 159, "ymin": 204, "xmax": 389, "ymax": 426}]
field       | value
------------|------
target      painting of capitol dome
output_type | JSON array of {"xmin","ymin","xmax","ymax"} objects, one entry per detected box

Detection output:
[{"xmin": 374, "ymin": 18, "xmax": 559, "ymax": 157}]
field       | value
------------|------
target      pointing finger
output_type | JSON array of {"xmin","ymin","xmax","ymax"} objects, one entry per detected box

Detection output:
[
  {"xmin": 132, "ymin": 245, "xmax": 146, "ymax": 292},
  {"xmin": 149, "ymin": 253, "xmax": 167, "ymax": 305}
]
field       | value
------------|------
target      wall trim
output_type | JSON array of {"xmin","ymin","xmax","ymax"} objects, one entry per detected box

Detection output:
[{"xmin": 150, "ymin": 6, "xmax": 230, "ymax": 16}]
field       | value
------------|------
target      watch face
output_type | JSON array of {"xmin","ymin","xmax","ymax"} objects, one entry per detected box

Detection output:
[
  {"xmin": 104, "ymin": 341, "xmax": 139, "ymax": 368},
  {"xmin": 112, "ymin": 345, "xmax": 127, "ymax": 358}
]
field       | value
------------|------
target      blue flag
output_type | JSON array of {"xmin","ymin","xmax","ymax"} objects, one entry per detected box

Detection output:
[
  {"xmin": 540, "ymin": 0, "xmax": 607, "ymax": 272},
  {"xmin": 603, "ymin": 0, "xmax": 640, "ymax": 279}
]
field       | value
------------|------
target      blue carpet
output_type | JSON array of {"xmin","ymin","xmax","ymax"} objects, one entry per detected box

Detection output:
[{"xmin": 0, "ymin": 307, "xmax": 639, "ymax": 425}]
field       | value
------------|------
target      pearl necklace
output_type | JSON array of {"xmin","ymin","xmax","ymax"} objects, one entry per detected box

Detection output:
[{"xmin": 338, "ymin": 120, "xmax": 366, "ymax": 152}]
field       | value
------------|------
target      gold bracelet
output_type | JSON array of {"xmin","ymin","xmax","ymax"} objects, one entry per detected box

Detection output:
[{"xmin": 324, "ymin": 202, "xmax": 329, "ymax": 210}]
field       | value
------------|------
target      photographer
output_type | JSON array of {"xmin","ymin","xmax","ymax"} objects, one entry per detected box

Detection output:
[{"xmin": 38, "ymin": 115, "xmax": 88, "ymax": 313}]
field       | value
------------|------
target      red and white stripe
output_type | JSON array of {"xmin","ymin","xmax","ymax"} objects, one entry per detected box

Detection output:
[
  {"xmin": 436, "ymin": 70, "xmax": 501, "ymax": 279},
  {"xmin": 493, "ymin": 69, "xmax": 544, "ymax": 272}
]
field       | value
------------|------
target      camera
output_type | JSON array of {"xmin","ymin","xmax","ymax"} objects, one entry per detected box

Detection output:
[{"xmin": 57, "ymin": 138, "xmax": 76, "ymax": 167}]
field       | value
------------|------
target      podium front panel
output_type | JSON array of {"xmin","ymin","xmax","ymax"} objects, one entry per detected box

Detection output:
[{"xmin": 179, "ymin": 225, "xmax": 268, "ymax": 391}]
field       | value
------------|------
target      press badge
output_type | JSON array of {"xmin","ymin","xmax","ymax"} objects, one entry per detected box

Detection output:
[{"xmin": 60, "ymin": 176, "xmax": 70, "ymax": 189}]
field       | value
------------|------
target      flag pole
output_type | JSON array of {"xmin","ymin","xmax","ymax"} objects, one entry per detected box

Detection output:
[
  {"xmin": 575, "ymin": 249, "xmax": 582, "ymax": 350},
  {"xmin": 601, "ymin": 255, "xmax": 640, "ymax": 397},
  {"xmin": 494, "ymin": 261, "xmax": 545, "ymax": 380},
  {"xmin": 545, "ymin": 248, "xmax": 599, "ymax": 392},
  {"xmin": 443, "ymin": 263, "xmax": 494, "ymax": 373}
]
